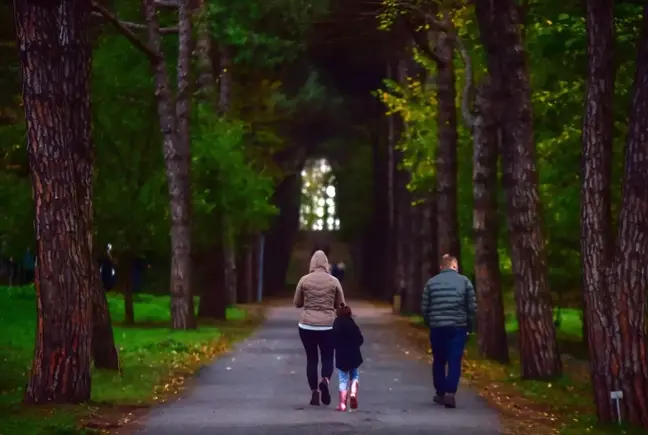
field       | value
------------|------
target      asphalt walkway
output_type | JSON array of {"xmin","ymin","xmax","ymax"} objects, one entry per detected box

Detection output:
[{"xmin": 137, "ymin": 302, "xmax": 501, "ymax": 435}]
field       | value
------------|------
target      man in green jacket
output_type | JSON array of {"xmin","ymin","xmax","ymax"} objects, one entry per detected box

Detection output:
[{"xmin": 421, "ymin": 254, "xmax": 477, "ymax": 409}]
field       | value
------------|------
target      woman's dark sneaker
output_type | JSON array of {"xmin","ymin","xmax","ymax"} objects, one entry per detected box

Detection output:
[
  {"xmin": 444, "ymin": 393, "xmax": 456, "ymax": 409},
  {"xmin": 319, "ymin": 378, "xmax": 331, "ymax": 405},
  {"xmin": 310, "ymin": 390, "xmax": 320, "ymax": 406},
  {"xmin": 433, "ymin": 395, "xmax": 444, "ymax": 405}
]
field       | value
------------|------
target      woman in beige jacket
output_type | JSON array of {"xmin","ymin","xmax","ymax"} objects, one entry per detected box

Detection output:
[{"xmin": 294, "ymin": 250, "xmax": 345, "ymax": 406}]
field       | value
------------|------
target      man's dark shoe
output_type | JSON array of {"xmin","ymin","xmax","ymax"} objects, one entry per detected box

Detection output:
[
  {"xmin": 310, "ymin": 390, "xmax": 320, "ymax": 406},
  {"xmin": 319, "ymin": 378, "xmax": 331, "ymax": 405},
  {"xmin": 444, "ymin": 393, "xmax": 456, "ymax": 409},
  {"xmin": 433, "ymin": 395, "xmax": 444, "ymax": 405}
]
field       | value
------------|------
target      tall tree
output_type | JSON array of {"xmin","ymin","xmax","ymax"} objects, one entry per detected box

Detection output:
[
  {"xmin": 144, "ymin": 0, "xmax": 195, "ymax": 329},
  {"xmin": 580, "ymin": 0, "xmax": 616, "ymax": 422},
  {"xmin": 474, "ymin": 0, "xmax": 562, "ymax": 379},
  {"xmin": 472, "ymin": 81, "xmax": 508, "ymax": 363},
  {"xmin": 605, "ymin": 3, "xmax": 648, "ymax": 426},
  {"xmin": 15, "ymin": 0, "xmax": 94, "ymax": 403},
  {"xmin": 433, "ymin": 21, "xmax": 461, "ymax": 263}
]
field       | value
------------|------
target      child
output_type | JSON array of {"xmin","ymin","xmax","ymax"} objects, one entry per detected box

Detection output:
[{"xmin": 332, "ymin": 303, "xmax": 364, "ymax": 411}]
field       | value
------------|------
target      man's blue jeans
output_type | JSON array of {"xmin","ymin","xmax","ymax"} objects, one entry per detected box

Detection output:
[{"xmin": 429, "ymin": 326, "xmax": 467, "ymax": 396}]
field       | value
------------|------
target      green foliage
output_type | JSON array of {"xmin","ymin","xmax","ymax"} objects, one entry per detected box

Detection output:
[
  {"xmin": 207, "ymin": 0, "xmax": 330, "ymax": 65},
  {"xmin": 92, "ymin": 32, "xmax": 169, "ymax": 256},
  {"xmin": 192, "ymin": 109, "xmax": 278, "ymax": 245}
]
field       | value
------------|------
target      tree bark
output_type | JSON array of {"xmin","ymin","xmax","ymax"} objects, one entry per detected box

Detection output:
[
  {"xmin": 405, "ymin": 202, "xmax": 422, "ymax": 314},
  {"xmin": 419, "ymin": 196, "xmax": 434, "ymax": 283},
  {"xmin": 434, "ymin": 23, "xmax": 461, "ymax": 264},
  {"xmin": 117, "ymin": 254, "xmax": 135, "ymax": 325},
  {"xmin": 16, "ymin": 0, "xmax": 94, "ymax": 403},
  {"xmin": 91, "ymin": 270, "xmax": 120, "ymax": 370},
  {"xmin": 264, "ymin": 173, "xmax": 301, "ymax": 296},
  {"xmin": 472, "ymin": 82, "xmax": 508, "ymax": 363},
  {"xmin": 474, "ymin": 0, "xmax": 561, "ymax": 379},
  {"xmin": 218, "ymin": 45, "xmax": 232, "ymax": 114},
  {"xmin": 580, "ymin": 0, "xmax": 616, "ymax": 422},
  {"xmin": 197, "ymin": 246, "xmax": 227, "ymax": 319},
  {"xmin": 606, "ymin": 5, "xmax": 648, "ymax": 426},
  {"xmin": 195, "ymin": 0, "xmax": 215, "ymax": 101},
  {"xmin": 143, "ymin": 0, "xmax": 195, "ymax": 329},
  {"xmin": 386, "ymin": 61, "xmax": 398, "ymax": 300}
]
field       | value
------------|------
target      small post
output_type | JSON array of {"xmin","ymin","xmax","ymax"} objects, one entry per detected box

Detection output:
[
  {"xmin": 610, "ymin": 390, "xmax": 623, "ymax": 424},
  {"xmin": 256, "ymin": 235, "xmax": 265, "ymax": 303}
]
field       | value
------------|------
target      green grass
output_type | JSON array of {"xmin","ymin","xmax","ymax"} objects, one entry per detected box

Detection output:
[{"xmin": 0, "ymin": 285, "xmax": 254, "ymax": 435}]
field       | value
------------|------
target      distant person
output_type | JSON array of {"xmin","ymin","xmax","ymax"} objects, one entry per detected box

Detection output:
[
  {"xmin": 294, "ymin": 250, "xmax": 345, "ymax": 406},
  {"xmin": 99, "ymin": 245, "xmax": 116, "ymax": 291},
  {"xmin": 421, "ymin": 254, "xmax": 476, "ymax": 409},
  {"xmin": 332, "ymin": 302, "xmax": 363, "ymax": 411},
  {"xmin": 330, "ymin": 261, "xmax": 346, "ymax": 284}
]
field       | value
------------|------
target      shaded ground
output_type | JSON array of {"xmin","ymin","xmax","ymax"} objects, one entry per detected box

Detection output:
[{"xmin": 136, "ymin": 302, "xmax": 500, "ymax": 434}]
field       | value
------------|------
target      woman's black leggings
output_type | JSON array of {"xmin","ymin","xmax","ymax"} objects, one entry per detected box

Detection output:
[{"xmin": 298, "ymin": 328, "xmax": 334, "ymax": 391}]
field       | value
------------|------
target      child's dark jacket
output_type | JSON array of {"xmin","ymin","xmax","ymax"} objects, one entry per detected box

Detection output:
[{"xmin": 333, "ymin": 316, "xmax": 364, "ymax": 371}]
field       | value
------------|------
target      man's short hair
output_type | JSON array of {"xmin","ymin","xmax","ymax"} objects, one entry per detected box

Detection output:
[{"xmin": 440, "ymin": 254, "xmax": 458, "ymax": 269}]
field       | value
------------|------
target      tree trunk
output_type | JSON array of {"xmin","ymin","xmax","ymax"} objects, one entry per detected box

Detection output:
[
  {"xmin": 218, "ymin": 45, "xmax": 232, "ymax": 114},
  {"xmin": 217, "ymin": 46, "xmax": 237, "ymax": 304},
  {"xmin": 16, "ymin": 0, "xmax": 94, "ymax": 403},
  {"xmin": 118, "ymin": 254, "xmax": 135, "ymax": 325},
  {"xmin": 406, "ymin": 203, "xmax": 422, "ymax": 314},
  {"xmin": 472, "ymin": 82, "xmax": 509, "ymax": 363},
  {"xmin": 434, "ymin": 24, "xmax": 461, "ymax": 263},
  {"xmin": 580, "ymin": 0, "xmax": 616, "ymax": 422},
  {"xmin": 243, "ymin": 237, "xmax": 254, "ymax": 303},
  {"xmin": 197, "ymin": 246, "xmax": 227, "ymax": 319},
  {"xmin": 144, "ymin": 0, "xmax": 195, "ymax": 329},
  {"xmin": 195, "ymin": 0, "xmax": 215, "ymax": 101},
  {"xmin": 91, "ymin": 272, "xmax": 120, "ymax": 370},
  {"xmin": 91, "ymin": 245, "xmax": 119, "ymax": 370},
  {"xmin": 386, "ymin": 61, "xmax": 398, "ymax": 300},
  {"xmin": 474, "ymin": 0, "xmax": 561, "ymax": 379},
  {"xmin": 419, "ymin": 196, "xmax": 434, "ymax": 284},
  {"xmin": 264, "ymin": 173, "xmax": 301, "ymax": 296},
  {"xmin": 606, "ymin": 5, "xmax": 648, "ymax": 426}
]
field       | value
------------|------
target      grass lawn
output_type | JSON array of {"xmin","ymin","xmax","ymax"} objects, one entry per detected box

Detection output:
[
  {"xmin": 404, "ymin": 293, "xmax": 644, "ymax": 435},
  {"xmin": 0, "ymin": 285, "xmax": 261, "ymax": 435}
]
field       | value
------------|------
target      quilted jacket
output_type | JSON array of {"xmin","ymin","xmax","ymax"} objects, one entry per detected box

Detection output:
[{"xmin": 293, "ymin": 250, "xmax": 346, "ymax": 327}]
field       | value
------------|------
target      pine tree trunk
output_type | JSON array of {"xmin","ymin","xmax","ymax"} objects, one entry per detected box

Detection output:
[
  {"xmin": 118, "ymin": 254, "xmax": 135, "ymax": 325},
  {"xmin": 144, "ymin": 0, "xmax": 195, "ymax": 329},
  {"xmin": 474, "ymin": 0, "xmax": 561, "ymax": 379},
  {"xmin": 91, "ymin": 272, "xmax": 120, "ymax": 370},
  {"xmin": 419, "ymin": 197, "xmax": 434, "ymax": 285},
  {"xmin": 16, "ymin": 0, "xmax": 94, "ymax": 403},
  {"xmin": 606, "ymin": 5, "xmax": 648, "ymax": 426},
  {"xmin": 197, "ymin": 246, "xmax": 227, "ymax": 319},
  {"xmin": 386, "ymin": 61, "xmax": 398, "ymax": 300},
  {"xmin": 243, "ymin": 239, "xmax": 254, "ymax": 303},
  {"xmin": 195, "ymin": 0, "xmax": 215, "ymax": 101},
  {"xmin": 434, "ymin": 25, "xmax": 461, "ymax": 263},
  {"xmin": 91, "ymin": 244, "xmax": 119, "ymax": 370},
  {"xmin": 581, "ymin": 0, "xmax": 616, "ymax": 422},
  {"xmin": 406, "ymin": 203, "xmax": 422, "ymax": 314},
  {"xmin": 472, "ymin": 82, "xmax": 508, "ymax": 363}
]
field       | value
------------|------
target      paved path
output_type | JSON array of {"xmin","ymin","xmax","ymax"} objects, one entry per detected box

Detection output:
[{"xmin": 137, "ymin": 302, "xmax": 500, "ymax": 435}]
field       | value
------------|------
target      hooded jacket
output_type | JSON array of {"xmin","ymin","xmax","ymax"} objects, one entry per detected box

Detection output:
[{"xmin": 293, "ymin": 250, "xmax": 346, "ymax": 327}]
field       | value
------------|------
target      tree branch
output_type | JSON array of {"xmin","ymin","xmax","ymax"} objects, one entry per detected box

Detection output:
[
  {"xmin": 92, "ymin": 12, "xmax": 178, "ymax": 33},
  {"xmin": 91, "ymin": 1, "xmax": 162, "ymax": 61},
  {"xmin": 155, "ymin": 0, "xmax": 180, "ymax": 7},
  {"xmin": 455, "ymin": 35, "xmax": 474, "ymax": 128}
]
